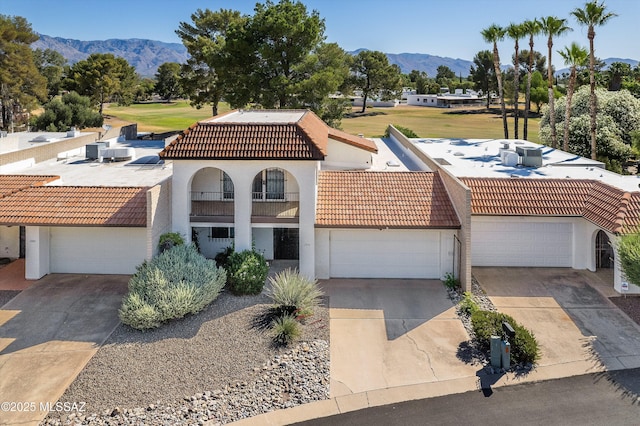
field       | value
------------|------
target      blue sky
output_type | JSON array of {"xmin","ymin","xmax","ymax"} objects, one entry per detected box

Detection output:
[{"xmin": 2, "ymin": 0, "xmax": 638, "ymax": 66}]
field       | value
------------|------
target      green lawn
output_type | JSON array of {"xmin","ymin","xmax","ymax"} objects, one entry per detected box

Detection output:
[
  {"xmin": 104, "ymin": 101, "xmax": 231, "ymax": 133},
  {"xmin": 341, "ymin": 105, "xmax": 540, "ymax": 143},
  {"xmin": 104, "ymin": 101, "xmax": 540, "ymax": 143}
]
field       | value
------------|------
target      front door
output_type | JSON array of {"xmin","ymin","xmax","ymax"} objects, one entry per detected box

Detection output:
[
  {"xmin": 274, "ymin": 228, "xmax": 299, "ymax": 260},
  {"xmin": 596, "ymin": 230, "xmax": 614, "ymax": 269}
]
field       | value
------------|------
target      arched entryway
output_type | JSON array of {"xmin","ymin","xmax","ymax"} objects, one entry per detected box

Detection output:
[{"xmin": 596, "ymin": 230, "xmax": 614, "ymax": 269}]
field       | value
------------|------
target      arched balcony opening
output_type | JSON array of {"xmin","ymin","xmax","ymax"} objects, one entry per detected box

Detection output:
[
  {"xmin": 190, "ymin": 167, "xmax": 235, "ymax": 223},
  {"xmin": 251, "ymin": 168, "xmax": 299, "ymax": 223}
]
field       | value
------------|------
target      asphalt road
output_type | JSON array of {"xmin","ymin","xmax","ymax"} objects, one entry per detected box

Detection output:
[{"xmin": 295, "ymin": 369, "xmax": 640, "ymax": 426}]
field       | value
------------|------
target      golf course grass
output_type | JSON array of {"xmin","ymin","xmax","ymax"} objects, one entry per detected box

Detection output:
[{"xmin": 104, "ymin": 101, "xmax": 540, "ymax": 143}]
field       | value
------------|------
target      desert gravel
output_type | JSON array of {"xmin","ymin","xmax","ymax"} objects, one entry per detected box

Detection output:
[
  {"xmin": 610, "ymin": 296, "xmax": 640, "ymax": 326},
  {"xmin": 43, "ymin": 289, "xmax": 329, "ymax": 424}
]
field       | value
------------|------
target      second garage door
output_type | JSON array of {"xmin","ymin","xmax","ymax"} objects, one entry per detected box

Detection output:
[
  {"xmin": 329, "ymin": 229, "xmax": 442, "ymax": 278},
  {"xmin": 471, "ymin": 220, "xmax": 573, "ymax": 267}
]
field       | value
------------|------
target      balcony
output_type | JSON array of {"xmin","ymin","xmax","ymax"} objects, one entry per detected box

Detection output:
[{"xmin": 190, "ymin": 192, "xmax": 299, "ymax": 223}]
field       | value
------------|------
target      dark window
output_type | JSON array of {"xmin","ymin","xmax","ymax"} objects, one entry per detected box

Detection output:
[
  {"xmin": 253, "ymin": 169, "xmax": 285, "ymax": 200},
  {"xmin": 210, "ymin": 227, "xmax": 234, "ymax": 238},
  {"xmin": 222, "ymin": 172, "xmax": 234, "ymax": 200}
]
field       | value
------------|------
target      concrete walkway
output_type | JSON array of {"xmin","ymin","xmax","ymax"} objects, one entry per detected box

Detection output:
[{"xmin": 0, "ymin": 274, "xmax": 128, "ymax": 426}]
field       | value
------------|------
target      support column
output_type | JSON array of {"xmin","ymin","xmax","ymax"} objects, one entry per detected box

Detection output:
[{"xmin": 25, "ymin": 226, "xmax": 50, "ymax": 280}]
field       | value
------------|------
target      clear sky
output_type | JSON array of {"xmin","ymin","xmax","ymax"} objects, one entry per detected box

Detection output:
[{"xmin": 2, "ymin": 0, "xmax": 638, "ymax": 67}]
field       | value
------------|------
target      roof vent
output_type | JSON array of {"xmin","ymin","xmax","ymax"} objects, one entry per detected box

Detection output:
[{"xmin": 453, "ymin": 151, "xmax": 464, "ymax": 156}]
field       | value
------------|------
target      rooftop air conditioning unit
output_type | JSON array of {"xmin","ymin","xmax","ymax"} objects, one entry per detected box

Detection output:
[
  {"xmin": 86, "ymin": 142, "xmax": 107, "ymax": 160},
  {"xmin": 521, "ymin": 147, "xmax": 542, "ymax": 167}
]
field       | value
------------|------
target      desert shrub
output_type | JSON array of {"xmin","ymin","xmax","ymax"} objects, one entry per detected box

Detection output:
[
  {"xmin": 214, "ymin": 246, "xmax": 234, "ymax": 269},
  {"xmin": 266, "ymin": 268, "xmax": 323, "ymax": 317},
  {"xmin": 385, "ymin": 125, "xmax": 418, "ymax": 138},
  {"xmin": 119, "ymin": 244, "xmax": 226, "ymax": 330},
  {"xmin": 470, "ymin": 310, "xmax": 540, "ymax": 365},
  {"xmin": 226, "ymin": 250, "xmax": 269, "ymax": 295},
  {"xmin": 458, "ymin": 291, "xmax": 479, "ymax": 316},
  {"xmin": 271, "ymin": 314, "xmax": 301, "ymax": 346},
  {"xmin": 158, "ymin": 232, "xmax": 185, "ymax": 253},
  {"xmin": 442, "ymin": 272, "xmax": 460, "ymax": 290}
]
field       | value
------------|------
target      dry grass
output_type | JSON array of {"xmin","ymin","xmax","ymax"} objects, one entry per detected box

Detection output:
[{"xmin": 341, "ymin": 105, "xmax": 541, "ymax": 142}]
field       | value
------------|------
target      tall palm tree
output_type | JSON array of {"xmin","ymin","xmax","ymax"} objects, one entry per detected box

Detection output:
[
  {"xmin": 540, "ymin": 16, "xmax": 572, "ymax": 149},
  {"xmin": 558, "ymin": 43, "xmax": 588, "ymax": 152},
  {"xmin": 522, "ymin": 19, "xmax": 541, "ymax": 141},
  {"xmin": 481, "ymin": 24, "xmax": 508, "ymax": 139},
  {"xmin": 506, "ymin": 23, "xmax": 526, "ymax": 139},
  {"xmin": 572, "ymin": 1, "xmax": 617, "ymax": 160}
]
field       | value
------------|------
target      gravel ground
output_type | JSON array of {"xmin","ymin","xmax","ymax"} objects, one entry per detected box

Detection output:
[
  {"xmin": 0, "ymin": 290, "xmax": 20, "ymax": 307},
  {"xmin": 43, "ymin": 289, "xmax": 329, "ymax": 425},
  {"xmin": 610, "ymin": 296, "xmax": 640, "ymax": 326}
]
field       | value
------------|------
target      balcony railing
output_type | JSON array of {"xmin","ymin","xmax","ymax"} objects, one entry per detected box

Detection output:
[{"xmin": 190, "ymin": 192, "xmax": 299, "ymax": 221}]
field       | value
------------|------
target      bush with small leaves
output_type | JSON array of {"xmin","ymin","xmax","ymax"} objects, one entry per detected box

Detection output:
[
  {"xmin": 271, "ymin": 314, "xmax": 301, "ymax": 346},
  {"xmin": 266, "ymin": 268, "xmax": 323, "ymax": 318},
  {"xmin": 119, "ymin": 244, "xmax": 226, "ymax": 330},
  {"xmin": 459, "ymin": 291, "xmax": 479, "ymax": 316},
  {"xmin": 471, "ymin": 310, "xmax": 540, "ymax": 365},
  {"xmin": 442, "ymin": 272, "xmax": 460, "ymax": 290},
  {"xmin": 158, "ymin": 232, "xmax": 185, "ymax": 253},
  {"xmin": 226, "ymin": 250, "xmax": 269, "ymax": 295}
]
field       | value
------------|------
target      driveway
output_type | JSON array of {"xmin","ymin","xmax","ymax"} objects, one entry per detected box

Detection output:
[
  {"xmin": 324, "ymin": 279, "xmax": 477, "ymax": 397},
  {"xmin": 473, "ymin": 267, "xmax": 640, "ymax": 372},
  {"xmin": 0, "ymin": 274, "xmax": 128, "ymax": 425}
]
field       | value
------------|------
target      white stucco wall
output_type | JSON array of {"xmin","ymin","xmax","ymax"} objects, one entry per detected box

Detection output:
[
  {"xmin": 323, "ymin": 139, "xmax": 372, "ymax": 170},
  {"xmin": 147, "ymin": 177, "xmax": 172, "ymax": 259},
  {"xmin": 0, "ymin": 226, "xmax": 19, "ymax": 258},
  {"xmin": 252, "ymin": 227, "xmax": 274, "ymax": 260},
  {"xmin": 25, "ymin": 226, "xmax": 50, "ymax": 280},
  {"xmin": 172, "ymin": 159, "xmax": 318, "ymax": 278}
]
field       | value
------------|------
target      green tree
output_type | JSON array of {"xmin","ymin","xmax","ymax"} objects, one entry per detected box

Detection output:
[
  {"xmin": 540, "ymin": 86, "xmax": 639, "ymax": 167},
  {"xmin": 32, "ymin": 48, "xmax": 66, "ymax": 99},
  {"xmin": 176, "ymin": 8, "xmax": 244, "ymax": 116},
  {"xmin": 558, "ymin": 43, "xmax": 588, "ymax": 151},
  {"xmin": 135, "ymin": 78, "xmax": 155, "ymax": 102},
  {"xmin": 507, "ymin": 23, "xmax": 526, "ymax": 139},
  {"xmin": 540, "ymin": 16, "xmax": 572, "ymax": 148},
  {"xmin": 481, "ymin": 24, "xmax": 508, "ymax": 139},
  {"xmin": 349, "ymin": 50, "xmax": 402, "ymax": 113},
  {"xmin": 435, "ymin": 65, "xmax": 456, "ymax": 87},
  {"xmin": 154, "ymin": 62, "xmax": 182, "ymax": 101},
  {"xmin": 530, "ymin": 70, "xmax": 548, "ymax": 112},
  {"xmin": 606, "ymin": 61, "xmax": 631, "ymax": 91},
  {"xmin": 65, "ymin": 53, "xmax": 138, "ymax": 114},
  {"xmin": 32, "ymin": 91, "xmax": 103, "ymax": 131},
  {"xmin": 225, "ymin": 0, "xmax": 325, "ymax": 109},
  {"xmin": 0, "ymin": 15, "xmax": 47, "ymax": 131},
  {"xmin": 572, "ymin": 1, "xmax": 617, "ymax": 160},
  {"xmin": 469, "ymin": 50, "xmax": 496, "ymax": 108},
  {"xmin": 522, "ymin": 19, "xmax": 542, "ymax": 140},
  {"xmin": 291, "ymin": 42, "xmax": 351, "ymax": 127},
  {"xmin": 408, "ymin": 70, "xmax": 430, "ymax": 95}
]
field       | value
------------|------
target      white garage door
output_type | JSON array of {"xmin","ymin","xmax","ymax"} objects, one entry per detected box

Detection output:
[
  {"xmin": 50, "ymin": 227, "xmax": 147, "ymax": 274},
  {"xmin": 329, "ymin": 229, "xmax": 441, "ymax": 278},
  {"xmin": 472, "ymin": 220, "xmax": 573, "ymax": 267}
]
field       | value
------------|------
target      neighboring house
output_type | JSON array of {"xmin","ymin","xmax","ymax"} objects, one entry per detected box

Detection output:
[{"xmin": 407, "ymin": 90, "xmax": 484, "ymax": 108}]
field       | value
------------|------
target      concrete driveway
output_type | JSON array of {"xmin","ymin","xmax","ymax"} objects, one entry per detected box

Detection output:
[
  {"xmin": 0, "ymin": 274, "xmax": 128, "ymax": 425},
  {"xmin": 324, "ymin": 279, "xmax": 477, "ymax": 398},
  {"xmin": 473, "ymin": 267, "xmax": 640, "ymax": 372}
]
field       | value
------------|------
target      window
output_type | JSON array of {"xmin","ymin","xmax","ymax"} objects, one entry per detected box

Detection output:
[
  {"xmin": 210, "ymin": 227, "xmax": 234, "ymax": 239},
  {"xmin": 222, "ymin": 172, "xmax": 234, "ymax": 200},
  {"xmin": 253, "ymin": 169, "xmax": 285, "ymax": 200}
]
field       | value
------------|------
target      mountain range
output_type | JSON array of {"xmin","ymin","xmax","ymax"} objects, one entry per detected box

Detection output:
[{"xmin": 32, "ymin": 34, "xmax": 637, "ymax": 79}]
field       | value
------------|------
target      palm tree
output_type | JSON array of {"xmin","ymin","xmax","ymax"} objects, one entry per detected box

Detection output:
[
  {"xmin": 558, "ymin": 43, "xmax": 588, "ymax": 152},
  {"xmin": 506, "ymin": 23, "xmax": 526, "ymax": 139},
  {"xmin": 540, "ymin": 16, "xmax": 572, "ymax": 149},
  {"xmin": 481, "ymin": 24, "xmax": 508, "ymax": 139},
  {"xmin": 571, "ymin": 1, "xmax": 617, "ymax": 160},
  {"xmin": 522, "ymin": 19, "xmax": 541, "ymax": 141}
]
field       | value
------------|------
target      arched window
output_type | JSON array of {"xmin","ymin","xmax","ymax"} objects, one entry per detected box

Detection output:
[{"xmin": 253, "ymin": 168, "xmax": 285, "ymax": 200}]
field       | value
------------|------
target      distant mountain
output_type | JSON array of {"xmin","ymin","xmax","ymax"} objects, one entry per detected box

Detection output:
[
  {"xmin": 351, "ymin": 49, "xmax": 473, "ymax": 77},
  {"xmin": 555, "ymin": 57, "xmax": 638, "ymax": 76},
  {"xmin": 32, "ymin": 34, "xmax": 189, "ymax": 77}
]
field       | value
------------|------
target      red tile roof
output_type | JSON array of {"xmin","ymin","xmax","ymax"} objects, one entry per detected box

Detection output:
[
  {"xmin": 0, "ymin": 186, "xmax": 148, "ymax": 227},
  {"xmin": 0, "ymin": 175, "xmax": 59, "ymax": 198},
  {"xmin": 160, "ymin": 110, "xmax": 376, "ymax": 160},
  {"xmin": 316, "ymin": 171, "xmax": 460, "ymax": 228},
  {"xmin": 461, "ymin": 177, "xmax": 640, "ymax": 234}
]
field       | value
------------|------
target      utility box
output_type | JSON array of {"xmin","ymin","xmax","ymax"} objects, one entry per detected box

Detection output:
[
  {"xmin": 86, "ymin": 142, "xmax": 107, "ymax": 160},
  {"xmin": 490, "ymin": 335, "xmax": 502, "ymax": 368},
  {"xmin": 501, "ymin": 340, "xmax": 511, "ymax": 369}
]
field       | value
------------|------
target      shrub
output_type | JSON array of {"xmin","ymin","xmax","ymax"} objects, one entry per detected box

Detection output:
[
  {"xmin": 459, "ymin": 291, "xmax": 479, "ymax": 316},
  {"xmin": 442, "ymin": 272, "xmax": 460, "ymax": 290},
  {"xmin": 119, "ymin": 244, "xmax": 226, "ymax": 330},
  {"xmin": 470, "ymin": 310, "xmax": 540, "ymax": 365},
  {"xmin": 266, "ymin": 268, "xmax": 323, "ymax": 318},
  {"xmin": 385, "ymin": 125, "xmax": 419, "ymax": 138},
  {"xmin": 226, "ymin": 250, "xmax": 269, "ymax": 295},
  {"xmin": 158, "ymin": 232, "xmax": 185, "ymax": 253},
  {"xmin": 214, "ymin": 246, "xmax": 234, "ymax": 269},
  {"xmin": 271, "ymin": 314, "xmax": 301, "ymax": 346}
]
